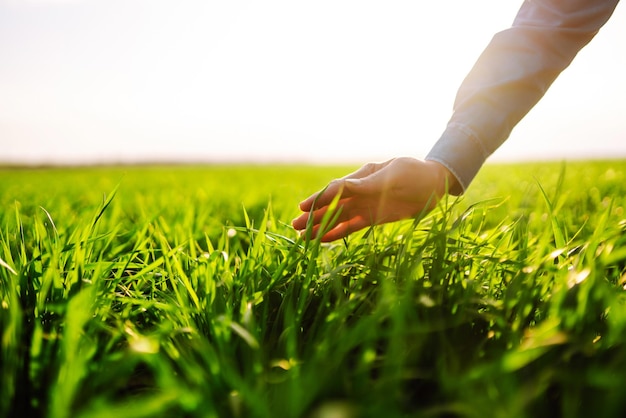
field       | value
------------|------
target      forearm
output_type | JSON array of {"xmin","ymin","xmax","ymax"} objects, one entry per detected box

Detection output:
[{"xmin": 426, "ymin": 0, "xmax": 619, "ymax": 194}]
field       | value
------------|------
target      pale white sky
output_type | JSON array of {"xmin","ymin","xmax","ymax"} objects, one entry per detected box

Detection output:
[{"xmin": 0, "ymin": 0, "xmax": 624, "ymax": 165}]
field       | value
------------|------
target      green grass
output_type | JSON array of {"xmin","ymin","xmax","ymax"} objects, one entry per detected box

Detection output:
[{"xmin": 1, "ymin": 161, "xmax": 626, "ymax": 418}]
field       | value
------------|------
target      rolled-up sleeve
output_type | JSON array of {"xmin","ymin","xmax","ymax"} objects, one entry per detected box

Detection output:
[{"xmin": 426, "ymin": 0, "xmax": 619, "ymax": 195}]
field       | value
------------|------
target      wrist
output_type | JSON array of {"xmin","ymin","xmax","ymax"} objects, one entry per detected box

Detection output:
[{"xmin": 426, "ymin": 160, "xmax": 460, "ymax": 196}]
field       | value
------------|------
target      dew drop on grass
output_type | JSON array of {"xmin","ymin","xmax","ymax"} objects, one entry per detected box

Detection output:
[
  {"xmin": 418, "ymin": 294, "xmax": 435, "ymax": 308},
  {"xmin": 130, "ymin": 336, "xmax": 159, "ymax": 354},
  {"xmin": 567, "ymin": 268, "xmax": 591, "ymax": 289},
  {"xmin": 229, "ymin": 390, "xmax": 242, "ymax": 418},
  {"xmin": 362, "ymin": 348, "xmax": 376, "ymax": 364},
  {"xmin": 309, "ymin": 401, "xmax": 358, "ymax": 418},
  {"xmin": 549, "ymin": 248, "xmax": 566, "ymax": 260}
]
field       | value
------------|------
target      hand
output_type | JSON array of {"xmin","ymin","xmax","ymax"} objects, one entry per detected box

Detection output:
[{"xmin": 292, "ymin": 157, "xmax": 457, "ymax": 242}]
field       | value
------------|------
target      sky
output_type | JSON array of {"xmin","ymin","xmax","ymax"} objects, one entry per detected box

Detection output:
[{"xmin": 1, "ymin": 0, "xmax": 624, "ymax": 166}]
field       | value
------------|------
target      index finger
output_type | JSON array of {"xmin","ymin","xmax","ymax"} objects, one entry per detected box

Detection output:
[
  {"xmin": 298, "ymin": 180, "xmax": 346, "ymax": 211},
  {"xmin": 299, "ymin": 163, "xmax": 385, "ymax": 211}
]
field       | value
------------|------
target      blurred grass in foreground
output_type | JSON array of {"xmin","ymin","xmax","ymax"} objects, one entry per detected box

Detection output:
[{"xmin": 1, "ymin": 160, "xmax": 626, "ymax": 418}]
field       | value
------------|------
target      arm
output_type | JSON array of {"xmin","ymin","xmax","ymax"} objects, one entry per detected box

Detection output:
[
  {"xmin": 427, "ymin": 0, "xmax": 619, "ymax": 194},
  {"xmin": 294, "ymin": 0, "xmax": 619, "ymax": 241}
]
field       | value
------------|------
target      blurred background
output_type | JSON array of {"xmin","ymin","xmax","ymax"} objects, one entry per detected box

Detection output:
[{"xmin": 1, "ymin": 0, "xmax": 624, "ymax": 166}]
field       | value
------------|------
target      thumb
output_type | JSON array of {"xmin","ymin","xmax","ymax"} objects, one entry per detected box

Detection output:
[{"xmin": 344, "ymin": 175, "xmax": 381, "ymax": 195}]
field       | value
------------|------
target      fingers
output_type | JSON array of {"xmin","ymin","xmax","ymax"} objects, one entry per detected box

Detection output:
[
  {"xmin": 291, "ymin": 207, "xmax": 326, "ymax": 231},
  {"xmin": 298, "ymin": 180, "xmax": 342, "ymax": 212},
  {"xmin": 313, "ymin": 216, "xmax": 372, "ymax": 242},
  {"xmin": 299, "ymin": 177, "xmax": 358, "ymax": 212},
  {"xmin": 291, "ymin": 211, "xmax": 309, "ymax": 231},
  {"xmin": 292, "ymin": 198, "xmax": 347, "ymax": 231},
  {"xmin": 298, "ymin": 161, "xmax": 390, "ymax": 212},
  {"xmin": 294, "ymin": 159, "xmax": 399, "ymax": 241},
  {"xmin": 292, "ymin": 195, "xmax": 381, "ymax": 241},
  {"xmin": 293, "ymin": 214, "xmax": 371, "ymax": 242}
]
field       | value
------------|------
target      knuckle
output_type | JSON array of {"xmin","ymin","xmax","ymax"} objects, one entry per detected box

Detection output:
[{"xmin": 363, "ymin": 162, "xmax": 379, "ymax": 172}]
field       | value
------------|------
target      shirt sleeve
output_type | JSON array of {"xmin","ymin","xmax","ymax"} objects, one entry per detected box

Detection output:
[{"xmin": 425, "ymin": 0, "xmax": 619, "ymax": 195}]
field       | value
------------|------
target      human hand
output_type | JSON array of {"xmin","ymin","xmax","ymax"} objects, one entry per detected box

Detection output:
[{"xmin": 292, "ymin": 157, "xmax": 457, "ymax": 242}]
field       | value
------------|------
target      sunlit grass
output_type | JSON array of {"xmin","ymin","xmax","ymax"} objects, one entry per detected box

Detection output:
[{"xmin": 1, "ymin": 161, "xmax": 626, "ymax": 418}]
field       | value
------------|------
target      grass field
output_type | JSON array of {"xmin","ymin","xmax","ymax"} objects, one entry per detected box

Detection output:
[{"xmin": 1, "ymin": 160, "xmax": 626, "ymax": 418}]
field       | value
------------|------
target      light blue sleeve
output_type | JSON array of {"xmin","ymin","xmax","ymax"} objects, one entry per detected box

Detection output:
[{"xmin": 426, "ymin": 0, "xmax": 620, "ymax": 195}]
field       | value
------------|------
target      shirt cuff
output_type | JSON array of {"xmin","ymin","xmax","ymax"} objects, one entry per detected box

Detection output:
[{"xmin": 425, "ymin": 124, "xmax": 490, "ymax": 195}]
